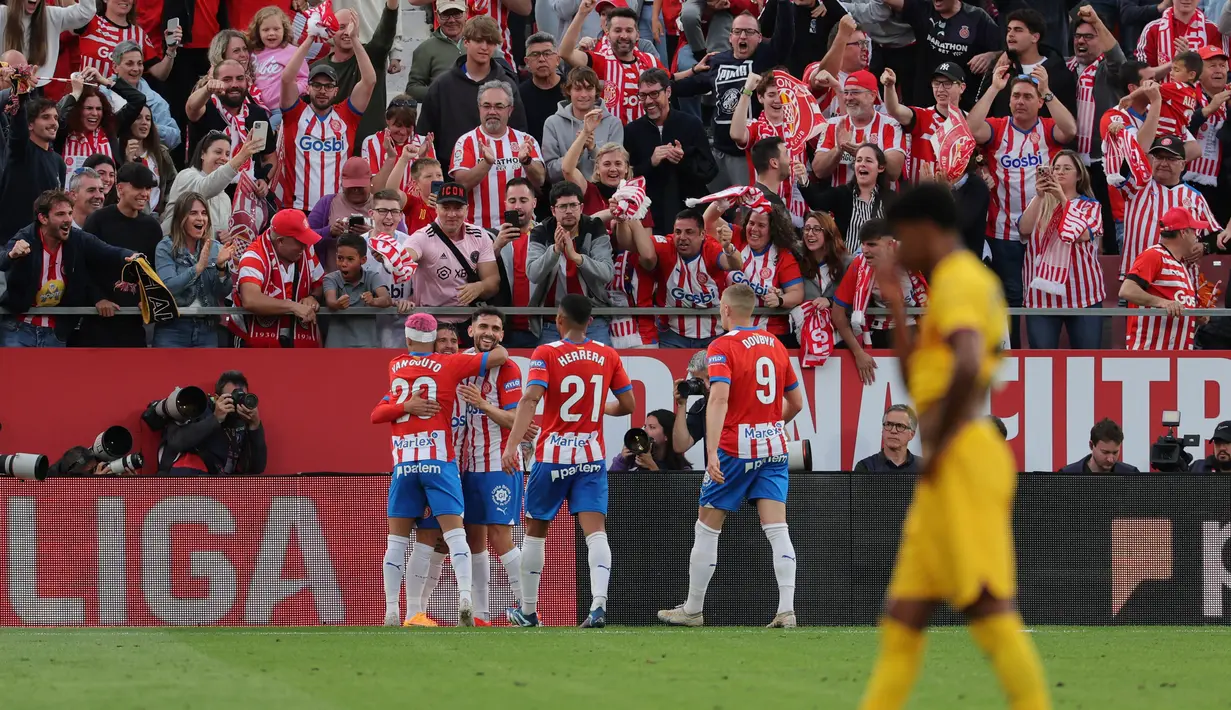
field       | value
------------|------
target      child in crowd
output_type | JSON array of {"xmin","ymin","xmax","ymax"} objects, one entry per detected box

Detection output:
[
  {"xmin": 393, "ymin": 156, "xmax": 444, "ymax": 235},
  {"xmin": 323, "ymin": 234, "xmax": 393, "ymax": 348},
  {"xmin": 248, "ymin": 6, "xmax": 308, "ymax": 130},
  {"xmin": 1157, "ymin": 50, "xmax": 1203, "ymax": 140}
]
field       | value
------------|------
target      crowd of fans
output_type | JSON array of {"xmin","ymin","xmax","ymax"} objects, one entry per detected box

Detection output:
[{"xmin": 0, "ymin": 0, "xmax": 1229, "ymax": 356}]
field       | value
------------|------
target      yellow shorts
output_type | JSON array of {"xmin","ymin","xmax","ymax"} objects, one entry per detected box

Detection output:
[{"xmin": 886, "ymin": 420, "xmax": 1018, "ymax": 609}]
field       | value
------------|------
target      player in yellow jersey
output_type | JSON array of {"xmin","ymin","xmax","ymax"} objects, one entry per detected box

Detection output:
[{"xmin": 857, "ymin": 184, "xmax": 1050, "ymax": 710}]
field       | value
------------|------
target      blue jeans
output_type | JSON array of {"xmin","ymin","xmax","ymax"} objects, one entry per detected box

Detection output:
[
  {"xmin": 657, "ymin": 328, "xmax": 716, "ymax": 349},
  {"xmin": 638, "ymin": 1, "xmax": 668, "ymax": 66},
  {"xmin": 152, "ymin": 318, "xmax": 221, "ymax": 348},
  {"xmin": 1025, "ymin": 303, "xmax": 1105, "ymax": 349},
  {"xmin": 673, "ymin": 45, "xmax": 703, "ymax": 120},
  {"xmin": 1114, "ymin": 220, "xmax": 1124, "ymax": 253},
  {"xmin": 987, "ymin": 239, "xmax": 1026, "ymax": 349},
  {"xmin": 1, "ymin": 319, "xmax": 65, "ymax": 347},
  {"xmin": 539, "ymin": 317, "xmax": 611, "ymax": 346},
  {"xmin": 504, "ymin": 328, "xmax": 539, "ymax": 349}
]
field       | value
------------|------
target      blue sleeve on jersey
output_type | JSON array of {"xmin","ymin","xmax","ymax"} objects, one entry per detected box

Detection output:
[
  {"xmin": 479, "ymin": 351, "xmax": 490, "ymax": 378},
  {"xmin": 502, "ymin": 402, "xmax": 518, "ymax": 410},
  {"xmin": 781, "ymin": 277, "xmax": 803, "ymax": 289},
  {"xmin": 528, "ymin": 379, "xmax": 550, "ymax": 390},
  {"xmin": 347, "ymin": 99, "xmax": 364, "ymax": 117},
  {"xmin": 784, "ymin": 380, "xmax": 799, "ymax": 392},
  {"xmin": 833, "ymin": 295, "xmax": 852, "ymax": 309},
  {"xmin": 710, "ymin": 376, "xmax": 731, "ymax": 385},
  {"xmin": 612, "ymin": 384, "xmax": 633, "ymax": 395}
]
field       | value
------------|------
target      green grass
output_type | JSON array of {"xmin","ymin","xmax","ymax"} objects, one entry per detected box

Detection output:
[{"xmin": 2, "ymin": 626, "xmax": 1228, "ymax": 709}]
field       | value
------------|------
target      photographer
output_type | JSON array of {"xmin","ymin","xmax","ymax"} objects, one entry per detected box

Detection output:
[
  {"xmin": 1191, "ymin": 421, "xmax": 1231, "ymax": 473},
  {"xmin": 612, "ymin": 410, "xmax": 692, "ymax": 472},
  {"xmin": 158, "ymin": 371, "xmax": 267, "ymax": 476},
  {"xmin": 671, "ymin": 350, "xmax": 710, "ymax": 458}
]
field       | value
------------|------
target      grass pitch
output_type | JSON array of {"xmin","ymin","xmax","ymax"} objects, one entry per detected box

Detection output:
[{"xmin": 2, "ymin": 626, "xmax": 1228, "ymax": 709}]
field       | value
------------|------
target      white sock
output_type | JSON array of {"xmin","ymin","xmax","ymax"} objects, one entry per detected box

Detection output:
[
  {"xmin": 762, "ymin": 523, "xmax": 796, "ymax": 614},
  {"xmin": 500, "ymin": 548, "xmax": 523, "ymax": 606},
  {"xmin": 383, "ymin": 535, "xmax": 409, "ymax": 614},
  {"xmin": 683, "ymin": 521, "xmax": 720, "ymax": 615},
  {"xmin": 472, "ymin": 550, "xmax": 490, "ymax": 621},
  {"xmin": 443, "ymin": 528, "xmax": 473, "ymax": 605},
  {"xmin": 520, "ymin": 536, "xmax": 546, "ymax": 616},
  {"xmin": 404, "ymin": 542, "xmax": 433, "ymax": 618},
  {"xmin": 422, "ymin": 550, "xmax": 445, "ymax": 612},
  {"xmin": 585, "ymin": 531, "xmax": 612, "ymax": 612}
]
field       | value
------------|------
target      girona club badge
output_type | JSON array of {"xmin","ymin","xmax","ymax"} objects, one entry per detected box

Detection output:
[
  {"xmin": 930, "ymin": 110, "xmax": 977, "ymax": 183},
  {"xmin": 773, "ymin": 70, "xmax": 824, "ymax": 156},
  {"xmin": 330, "ymin": 119, "xmax": 343, "ymax": 133},
  {"xmin": 470, "ymin": 0, "xmax": 490, "ymax": 14}
]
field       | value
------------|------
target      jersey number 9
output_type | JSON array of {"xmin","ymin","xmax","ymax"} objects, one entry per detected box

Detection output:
[
  {"xmin": 755, "ymin": 357, "xmax": 775, "ymax": 405},
  {"xmin": 560, "ymin": 374, "xmax": 603, "ymax": 423},
  {"xmin": 392, "ymin": 376, "xmax": 438, "ymax": 422}
]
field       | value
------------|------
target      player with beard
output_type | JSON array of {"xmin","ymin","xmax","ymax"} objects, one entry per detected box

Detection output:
[
  {"xmin": 185, "ymin": 59, "xmax": 276, "ymax": 193},
  {"xmin": 672, "ymin": 4, "xmax": 796, "ymax": 190},
  {"xmin": 68, "ymin": 168, "xmax": 106, "ymax": 229},
  {"xmin": 559, "ymin": 1, "xmax": 664, "ymax": 126},
  {"xmin": 453, "ymin": 307, "xmax": 534, "ymax": 625}
]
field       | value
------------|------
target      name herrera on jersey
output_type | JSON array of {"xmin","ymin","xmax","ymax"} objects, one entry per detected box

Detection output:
[
  {"xmin": 739, "ymin": 333, "xmax": 778, "ymax": 348},
  {"xmin": 556, "ymin": 349, "xmax": 606, "ymax": 367},
  {"xmin": 392, "ymin": 356, "xmax": 443, "ymax": 373}
]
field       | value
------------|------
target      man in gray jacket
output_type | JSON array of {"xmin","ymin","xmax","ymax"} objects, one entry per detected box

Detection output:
[
  {"xmin": 405, "ymin": 0, "xmax": 467, "ymax": 102},
  {"xmin": 541, "ymin": 66, "xmax": 624, "ymax": 183},
  {"xmin": 526, "ymin": 181, "xmax": 615, "ymax": 344}
]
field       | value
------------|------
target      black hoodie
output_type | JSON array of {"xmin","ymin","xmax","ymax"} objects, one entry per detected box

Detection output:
[
  {"xmin": 975, "ymin": 45, "xmax": 1078, "ymax": 126},
  {"xmin": 416, "ymin": 55, "xmax": 528, "ymax": 166}
]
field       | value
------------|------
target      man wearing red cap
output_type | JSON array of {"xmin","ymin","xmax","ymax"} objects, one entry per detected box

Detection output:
[
  {"xmin": 1119, "ymin": 206, "xmax": 1205, "ymax": 350},
  {"xmin": 235, "ymin": 209, "xmax": 325, "ymax": 348},
  {"xmin": 1187, "ymin": 44, "xmax": 1231, "ymax": 224},
  {"xmin": 813, "ymin": 69, "xmax": 907, "ymax": 188}
]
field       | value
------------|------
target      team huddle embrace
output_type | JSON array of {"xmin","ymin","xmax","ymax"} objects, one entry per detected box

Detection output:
[{"xmin": 371, "ymin": 287, "xmax": 801, "ymax": 629}]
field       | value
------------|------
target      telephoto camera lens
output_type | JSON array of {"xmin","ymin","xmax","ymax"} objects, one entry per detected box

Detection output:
[
  {"xmin": 1, "ymin": 453, "xmax": 50, "ymax": 481},
  {"xmin": 624, "ymin": 428, "xmax": 652, "ymax": 456},
  {"xmin": 104, "ymin": 453, "xmax": 144, "ymax": 476},
  {"xmin": 676, "ymin": 378, "xmax": 706, "ymax": 398}
]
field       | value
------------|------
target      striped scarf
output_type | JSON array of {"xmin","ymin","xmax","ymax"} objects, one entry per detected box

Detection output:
[
  {"xmin": 212, "ymin": 95, "xmax": 251, "ymax": 174},
  {"xmin": 1153, "ymin": 8, "xmax": 1216, "ymax": 66},
  {"xmin": 848, "ymin": 253, "xmax": 929, "ymax": 338},
  {"xmin": 790, "ymin": 300, "xmax": 834, "ymax": 367},
  {"xmin": 1067, "ymin": 56, "xmax": 1100, "ymax": 160},
  {"xmin": 1029, "ymin": 198, "xmax": 1091, "ymax": 296}
]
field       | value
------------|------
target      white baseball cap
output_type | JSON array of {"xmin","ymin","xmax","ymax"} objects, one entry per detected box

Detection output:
[{"xmin": 437, "ymin": 0, "xmax": 467, "ymax": 13}]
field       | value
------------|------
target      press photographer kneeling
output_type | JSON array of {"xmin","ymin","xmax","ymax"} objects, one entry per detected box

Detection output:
[
  {"xmin": 148, "ymin": 371, "xmax": 267, "ymax": 476},
  {"xmin": 672, "ymin": 351, "xmax": 710, "ymax": 457}
]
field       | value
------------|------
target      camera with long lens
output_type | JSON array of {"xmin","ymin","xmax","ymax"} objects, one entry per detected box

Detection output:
[
  {"xmin": 91, "ymin": 425, "xmax": 133, "ymax": 460},
  {"xmin": 676, "ymin": 378, "xmax": 707, "ymax": 398},
  {"xmin": 0, "ymin": 423, "xmax": 49, "ymax": 481},
  {"xmin": 624, "ymin": 428, "xmax": 652, "ymax": 456},
  {"xmin": 1150, "ymin": 410, "xmax": 1200, "ymax": 473},
  {"xmin": 142, "ymin": 386, "xmax": 210, "ymax": 430},
  {"xmin": 229, "ymin": 387, "xmax": 259, "ymax": 410},
  {"xmin": 102, "ymin": 453, "xmax": 144, "ymax": 476}
]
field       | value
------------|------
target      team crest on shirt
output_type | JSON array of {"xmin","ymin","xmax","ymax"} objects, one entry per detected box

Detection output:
[
  {"xmin": 481, "ymin": 380, "xmax": 493, "ymax": 396},
  {"xmin": 330, "ymin": 119, "xmax": 343, "ymax": 132},
  {"xmin": 603, "ymin": 83, "xmax": 618, "ymax": 107},
  {"xmin": 1030, "ymin": 131, "xmax": 1041, "ymax": 148},
  {"xmin": 958, "ymin": 25, "xmax": 970, "ymax": 39},
  {"xmin": 697, "ymin": 272, "xmax": 709, "ymax": 286},
  {"xmin": 759, "ymin": 267, "xmax": 773, "ymax": 280}
]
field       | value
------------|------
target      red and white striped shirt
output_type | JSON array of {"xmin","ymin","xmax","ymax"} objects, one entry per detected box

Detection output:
[
  {"xmin": 468, "ymin": 0, "xmax": 516, "ymax": 67},
  {"xmin": 527, "ymin": 339, "xmax": 632, "ymax": 464},
  {"xmin": 905, "ymin": 105, "xmax": 963, "ymax": 183},
  {"xmin": 278, "ymin": 99, "xmax": 364, "ymax": 211},
  {"xmin": 608, "ymin": 250, "xmax": 658, "ymax": 348},
  {"xmin": 1067, "ymin": 56, "xmax": 1101, "ymax": 163},
  {"xmin": 738, "ymin": 117, "xmax": 808, "ymax": 222},
  {"xmin": 1136, "ymin": 7, "xmax": 1226, "ymax": 68},
  {"xmin": 1125, "ymin": 244, "xmax": 1197, "ymax": 350},
  {"xmin": 817, "ymin": 112, "xmax": 907, "ymax": 188},
  {"xmin": 731, "ymin": 243, "xmax": 803, "ymax": 336},
  {"xmin": 22, "ymin": 245, "xmax": 64, "ymax": 329},
  {"xmin": 379, "ymin": 351, "xmax": 491, "ymax": 464},
  {"xmin": 1117, "ymin": 168, "xmax": 1219, "ymax": 278},
  {"xmin": 361, "ymin": 132, "xmax": 432, "ymax": 196},
  {"xmin": 63, "ymin": 129, "xmax": 113, "ymax": 177},
  {"xmin": 983, "ymin": 117, "xmax": 1064, "ymax": 240},
  {"xmin": 1024, "ymin": 196, "xmax": 1106, "ymax": 309},
  {"xmin": 457, "ymin": 352, "xmax": 522, "ymax": 473},
  {"xmin": 651, "ymin": 234, "xmax": 728, "ymax": 339},
  {"xmin": 706, "ymin": 327, "xmax": 799, "ymax": 459},
  {"xmin": 1186, "ymin": 89, "xmax": 1226, "ymax": 185},
  {"xmin": 450, "ymin": 126, "xmax": 541, "ymax": 231},
  {"xmin": 78, "ymin": 15, "xmax": 161, "ymax": 78},
  {"xmin": 588, "ymin": 50, "xmax": 664, "ymax": 126}
]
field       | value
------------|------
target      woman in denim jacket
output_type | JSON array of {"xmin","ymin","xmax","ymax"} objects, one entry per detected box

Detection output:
[{"xmin": 152, "ymin": 191, "xmax": 234, "ymax": 347}]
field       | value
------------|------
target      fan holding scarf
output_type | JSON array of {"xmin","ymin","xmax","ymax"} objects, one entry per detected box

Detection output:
[{"xmin": 234, "ymin": 209, "xmax": 325, "ymax": 348}]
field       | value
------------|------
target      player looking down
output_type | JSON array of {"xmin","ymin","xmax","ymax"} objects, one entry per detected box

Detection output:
[
  {"xmin": 372, "ymin": 313, "xmax": 509, "ymax": 628},
  {"xmin": 501, "ymin": 294, "xmax": 636, "ymax": 628},
  {"xmin": 657, "ymin": 283, "xmax": 804, "ymax": 629},
  {"xmin": 857, "ymin": 184, "xmax": 1049, "ymax": 709}
]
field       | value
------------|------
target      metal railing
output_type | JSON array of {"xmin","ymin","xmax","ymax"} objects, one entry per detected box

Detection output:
[{"xmin": 0, "ymin": 306, "xmax": 1228, "ymax": 317}]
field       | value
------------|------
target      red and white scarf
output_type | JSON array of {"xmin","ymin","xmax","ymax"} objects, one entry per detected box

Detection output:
[
  {"xmin": 848, "ymin": 254, "xmax": 929, "ymax": 341},
  {"xmin": 1067, "ymin": 56, "xmax": 1101, "ymax": 160},
  {"xmin": 686, "ymin": 185, "xmax": 773, "ymax": 213},
  {"xmin": 235, "ymin": 233, "xmax": 320, "ymax": 348},
  {"xmin": 65, "ymin": 128, "xmax": 111, "ymax": 165},
  {"xmin": 369, "ymin": 232, "xmax": 417, "ymax": 282},
  {"xmin": 790, "ymin": 300, "xmax": 835, "ymax": 367},
  {"xmin": 1154, "ymin": 8, "xmax": 1216, "ymax": 65},
  {"xmin": 212, "ymin": 95, "xmax": 251, "ymax": 173},
  {"xmin": 1104, "ymin": 126, "xmax": 1152, "ymax": 188},
  {"xmin": 1029, "ymin": 199, "xmax": 1089, "ymax": 295},
  {"xmin": 610, "ymin": 177, "xmax": 650, "ymax": 221}
]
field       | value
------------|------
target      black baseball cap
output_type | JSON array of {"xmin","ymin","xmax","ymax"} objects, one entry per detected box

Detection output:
[
  {"xmin": 437, "ymin": 182, "xmax": 468, "ymax": 206},
  {"xmin": 116, "ymin": 162, "xmax": 158, "ymax": 189},
  {"xmin": 1213, "ymin": 421, "xmax": 1231, "ymax": 442},
  {"xmin": 932, "ymin": 62, "xmax": 966, "ymax": 83},
  {"xmin": 308, "ymin": 64, "xmax": 338, "ymax": 84},
  {"xmin": 1150, "ymin": 134, "xmax": 1185, "ymax": 158}
]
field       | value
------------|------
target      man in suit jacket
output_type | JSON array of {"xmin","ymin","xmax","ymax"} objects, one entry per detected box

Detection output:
[{"xmin": 626, "ymin": 68, "xmax": 719, "ymax": 231}]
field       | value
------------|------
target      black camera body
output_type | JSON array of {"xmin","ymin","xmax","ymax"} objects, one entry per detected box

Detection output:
[
  {"xmin": 677, "ymin": 378, "xmax": 706, "ymax": 398},
  {"xmin": 230, "ymin": 388, "xmax": 259, "ymax": 410}
]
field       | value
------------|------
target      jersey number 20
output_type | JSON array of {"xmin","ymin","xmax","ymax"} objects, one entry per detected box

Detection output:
[
  {"xmin": 392, "ymin": 376, "xmax": 438, "ymax": 422},
  {"xmin": 560, "ymin": 374, "xmax": 603, "ymax": 423}
]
